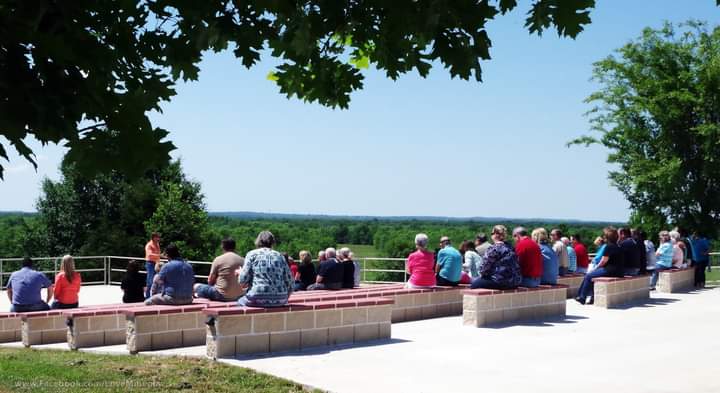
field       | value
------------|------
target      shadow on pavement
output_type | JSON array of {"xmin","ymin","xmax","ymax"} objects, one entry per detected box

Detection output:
[{"xmin": 230, "ymin": 338, "xmax": 412, "ymax": 360}]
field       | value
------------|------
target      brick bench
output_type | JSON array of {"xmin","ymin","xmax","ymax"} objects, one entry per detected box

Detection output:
[
  {"xmin": 592, "ymin": 276, "xmax": 649, "ymax": 308},
  {"xmin": 286, "ymin": 285, "xmax": 467, "ymax": 323},
  {"xmin": 0, "ymin": 313, "xmax": 21, "ymax": 343},
  {"xmin": 657, "ymin": 267, "xmax": 695, "ymax": 293},
  {"xmin": 125, "ymin": 303, "xmax": 225, "ymax": 354},
  {"xmin": 64, "ymin": 303, "xmax": 151, "ymax": 350},
  {"xmin": 557, "ymin": 273, "xmax": 585, "ymax": 298},
  {"xmin": 204, "ymin": 298, "xmax": 394, "ymax": 359},
  {"xmin": 20, "ymin": 310, "xmax": 68, "ymax": 346},
  {"xmin": 462, "ymin": 285, "xmax": 568, "ymax": 327}
]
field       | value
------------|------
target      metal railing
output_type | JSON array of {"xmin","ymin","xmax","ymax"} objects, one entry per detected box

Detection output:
[
  {"xmin": 360, "ymin": 257, "xmax": 408, "ymax": 284},
  {"xmin": 1, "ymin": 251, "xmax": 717, "ymax": 288}
]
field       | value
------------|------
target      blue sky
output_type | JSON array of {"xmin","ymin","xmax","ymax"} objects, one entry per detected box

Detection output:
[{"xmin": 1, "ymin": 1, "xmax": 719, "ymax": 222}]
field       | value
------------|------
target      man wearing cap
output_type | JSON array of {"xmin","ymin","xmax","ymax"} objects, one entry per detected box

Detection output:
[{"xmin": 435, "ymin": 236, "xmax": 462, "ymax": 286}]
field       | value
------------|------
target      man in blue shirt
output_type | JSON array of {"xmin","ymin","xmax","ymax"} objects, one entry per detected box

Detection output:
[
  {"xmin": 145, "ymin": 244, "xmax": 194, "ymax": 305},
  {"xmin": 6, "ymin": 257, "xmax": 53, "ymax": 312},
  {"xmin": 435, "ymin": 236, "xmax": 462, "ymax": 286},
  {"xmin": 690, "ymin": 231, "xmax": 711, "ymax": 288}
]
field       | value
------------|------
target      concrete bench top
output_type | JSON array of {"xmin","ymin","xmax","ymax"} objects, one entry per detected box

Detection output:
[
  {"xmin": 204, "ymin": 298, "xmax": 395, "ymax": 317},
  {"xmin": 660, "ymin": 267, "xmax": 693, "ymax": 274},
  {"xmin": 462, "ymin": 284, "xmax": 569, "ymax": 296},
  {"xmin": 0, "ymin": 312, "xmax": 19, "ymax": 319},
  {"xmin": 592, "ymin": 275, "xmax": 648, "ymax": 282}
]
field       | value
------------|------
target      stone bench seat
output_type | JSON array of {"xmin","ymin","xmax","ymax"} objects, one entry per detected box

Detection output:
[
  {"xmin": 123, "ymin": 300, "xmax": 237, "ymax": 354},
  {"xmin": 657, "ymin": 267, "xmax": 695, "ymax": 293},
  {"xmin": 592, "ymin": 275, "xmax": 649, "ymax": 308},
  {"xmin": 19, "ymin": 302, "xmax": 148, "ymax": 347},
  {"xmin": 204, "ymin": 297, "xmax": 394, "ymax": 359},
  {"xmin": 285, "ymin": 284, "xmax": 468, "ymax": 323},
  {"xmin": 462, "ymin": 285, "xmax": 568, "ymax": 327},
  {"xmin": 58, "ymin": 298, "xmax": 233, "ymax": 352},
  {"xmin": 557, "ymin": 273, "xmax": 585, "ymax": 298},
  {"xmin": 204, "ymin": 283, "xmax": 469, "ymax": 323},
  {"xmin": 0, "ymin": 312, "xmax": 22, "ymax": 343},
  {"xmin": 63, "ymin": 300, "xmax": 227, "ymax": 350}
]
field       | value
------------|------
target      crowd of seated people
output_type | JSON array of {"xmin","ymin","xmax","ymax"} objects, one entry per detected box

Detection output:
[{"xmin": 3, "ymin": 226, "xmax": 710, "ymax": 313}]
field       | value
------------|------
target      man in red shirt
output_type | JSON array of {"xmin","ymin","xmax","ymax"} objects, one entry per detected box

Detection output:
[
  {"xmin": 512, "ymin": 227, "xmax": 543, "ymax": 287},
  {"xmin": 571, "ymin": 234, "xmax": 589, "ymax": 274}
]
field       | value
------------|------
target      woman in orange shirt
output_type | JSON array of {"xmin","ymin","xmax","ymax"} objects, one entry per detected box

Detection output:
[{"xmin": 51, "ymin": 255, "xmax": 82, "ymax": 309}]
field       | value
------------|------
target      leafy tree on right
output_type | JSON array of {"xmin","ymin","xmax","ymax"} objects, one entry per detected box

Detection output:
[{"xmin": 571, "ymin": 21, "xmax": 720, "ymax": 238}]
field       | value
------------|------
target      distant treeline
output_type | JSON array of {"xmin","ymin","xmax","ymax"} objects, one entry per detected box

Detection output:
[{"xmin": 1, "ymin": 212, "xmax": 616, "ymax": 260}]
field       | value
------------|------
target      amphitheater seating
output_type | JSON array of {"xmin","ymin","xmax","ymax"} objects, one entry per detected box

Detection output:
[
  {"xmin": 204, "ymin": 297, "xmax": 393, "ymax": 359},
  {"xmin": 656, "ymin": 267, "xmax": 695, "ymax": 293},
  {"xmin": 592, "ymin": 275, "xmax": 649, "ymax": 308},
  {"xmin": 286, "ymin": 284, "xmax": 468, "ymax": 322},
  {"xmin": 462, "ymin": 285, "xmax": 568, "ymax": 327}
]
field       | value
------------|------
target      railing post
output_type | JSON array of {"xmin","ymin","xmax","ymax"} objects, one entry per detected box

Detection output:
[
  {"xmin": 363, "ymin": 258, "xmax": 366, "ymax": 283},
  {"xmin": 104, "ymin": 256, "xmax": 108, "ymax": 285},
  {"xmin": 0, "ymin": 258, "xmax": 3, "ymax": 289}
]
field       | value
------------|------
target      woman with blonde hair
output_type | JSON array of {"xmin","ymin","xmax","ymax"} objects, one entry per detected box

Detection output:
[
  {"xmin": 532, "ymin": 228, "xmax": 558, "ymax": 285},
  {"xmin": 51, "ymin": 255, "xmax": 82, "ymax": 309},
  {"xmin": 470, "ymin": 225, "xmax": 522, "ymax": 290}
]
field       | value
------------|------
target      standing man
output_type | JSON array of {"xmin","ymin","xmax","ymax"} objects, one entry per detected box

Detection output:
[
  {"xmin": 436, "ymin": 236, "xmax": 462, "ymax": 286},
  {"xmin": 474, "ymin": 233, "xmax": 491, "ymax": 257},
  {"xmin": 690, "ymin": 231, "xmax": 711, "ymax": 288},
  {"xmin": 632, "ymin": 229, "xmax": 648, "ymax": 275},
  {"xmin": 619, "ymin": 227, "xmax": 640, "ymax": 276},
  {"xmin": 6, "ymin": 257, "xmax": 54, "ymax": 312},
  {"xmin": 513, "ymin": 227, "xmax": 542, "ymax": 288},
  {"xmin": 144, "ymin": 233, "xmax": 163, "ymax": 299},
  {"xmin": 550, "ymin": 229, "xmax": 569, "ymax": 276},
  {"xmin": 571, "ymin": 234, "xmax": 589, "ymax": 274}
]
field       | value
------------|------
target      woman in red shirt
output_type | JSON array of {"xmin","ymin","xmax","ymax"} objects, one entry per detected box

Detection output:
[
  {"xmin": 51, "ymin": 255, "xmax": 82, "ymax": 309},
  {"xmin": 406, "ymin": 233, "xmax": 436, "ymax": 288}
]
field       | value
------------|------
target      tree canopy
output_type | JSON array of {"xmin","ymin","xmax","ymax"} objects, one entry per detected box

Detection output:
[
  {"xmin": 570, "ymin": 21, "xmax": 720, "ymax": 237},
  {"xmin": 0, "ymin": 0, "xmax": 604, "ymax": 179}
]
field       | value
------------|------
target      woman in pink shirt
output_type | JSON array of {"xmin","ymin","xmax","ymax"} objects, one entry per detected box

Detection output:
[{"xmin": 406, "ymin": 233, "xmax": 436, "ymax": 288}]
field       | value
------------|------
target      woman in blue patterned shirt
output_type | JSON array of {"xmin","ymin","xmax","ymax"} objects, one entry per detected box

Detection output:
[
  {"xmin": 237, "ymin": 231, "xmax": 293, "ymax": 307},
  {"xmin": 470, "ymin": 225, "xmax": 522, "ymax": 290}
]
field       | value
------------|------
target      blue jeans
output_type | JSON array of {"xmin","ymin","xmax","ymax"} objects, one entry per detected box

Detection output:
[
  {"xmin": 50, "ymin": 301, "xmax": 78, "ymax": 309},
  {"xmin": 145, "ymin": 261, "xmax": 155, "ymax": 299},
  {"xmin": 195, "ymin": 284, "xmax": 233, "ymax": 301},
  {"xmin": 11, "ymin": 302, "xmax": 50, "ymax": 313},
  {"xmin": 650, "ymin": 265, "xmax": 672, "ymax": 288},
  {"xmin": 624, "ymin": 268, "xmax": 639, "ymax": 276},
  {"xmin": 521, "ymin": 276, "xmax": 541, "ymax": 288},
  {"xmin": 577, "ymin": 267, "xmax": 610, "ymax": 299}
]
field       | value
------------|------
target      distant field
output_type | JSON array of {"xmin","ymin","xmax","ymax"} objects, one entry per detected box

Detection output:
[
  {"xmin": 337, "ymin": 244, "xmax": 405, "ymax": 283},
  {"xmin": 336, "ymin": 244, "xmax": 383, "ymax": 258}
]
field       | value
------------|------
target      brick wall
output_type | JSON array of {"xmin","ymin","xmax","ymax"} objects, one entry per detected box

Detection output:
[
  {"xmin": 657, "ymin": 267, "xmax": 694, "ymax": 293},
  {"xmin": 592, "ymin": 276, "xmax": 649, "ymax": 308},
  {"xmin": 462, "ymin": 285, "xmax": 568, "ymax": 327},
  {"xmin": 0, "ymin": 314, "xmax": 21, "ymax": 343},
  {"xmin": 205, "ymin": 299, "xmax": 393, "ymax": 359}
]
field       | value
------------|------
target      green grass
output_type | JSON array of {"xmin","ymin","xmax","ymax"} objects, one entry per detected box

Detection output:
[
  {"xmin": 0, "ymin": 348, "xmax": 311, "ymax": 393},
  {"xmin": 337, "ymin": 244, "xmax": 405, "ymax": 283},
  {"xmin": 336, "ymin": 244, "xmax": 383, "ymax": 258}
]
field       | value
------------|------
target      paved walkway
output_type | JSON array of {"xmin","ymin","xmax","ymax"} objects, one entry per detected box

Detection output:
[
  {"xmin": 221, "ymin": 288, "xmax": 719, "ymax": 393},
  {"xmin": 0, "ymin": 284, "xmax": 124, "ymax": 310},
  {"xmin": 2, "ymin": 286, "xmax": 719, "ymax": 393}
]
